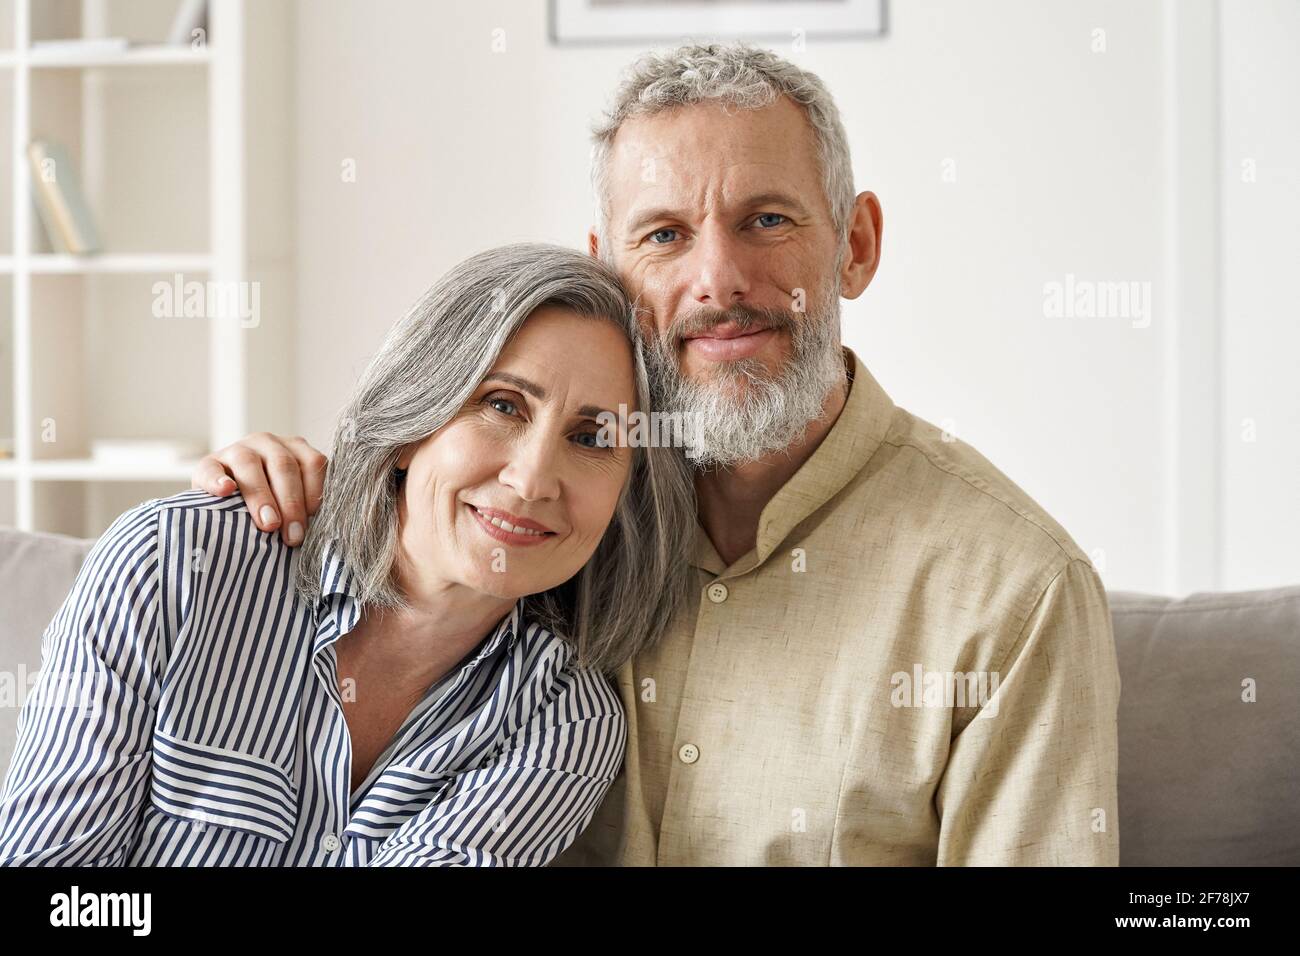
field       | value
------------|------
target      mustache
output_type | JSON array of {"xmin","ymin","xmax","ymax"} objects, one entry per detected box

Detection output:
[{"xmin": 660, "ymin": 301, "xmax": 799, "ymax": 344}]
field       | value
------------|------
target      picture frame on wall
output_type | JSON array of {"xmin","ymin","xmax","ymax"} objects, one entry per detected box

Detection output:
[{"xmin": 549, "ymin": 0, "xmax": 887, "ymax": 46}]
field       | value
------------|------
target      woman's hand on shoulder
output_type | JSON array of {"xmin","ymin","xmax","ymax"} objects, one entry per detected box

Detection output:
[{"xmin": 190, "ymin": 432, "xmax": 328, "ymax": 546}]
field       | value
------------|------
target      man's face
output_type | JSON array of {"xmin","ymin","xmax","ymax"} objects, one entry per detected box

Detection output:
[{"xmin": 599, "ymin": 96, "xmax": 849, "ymax": 466}]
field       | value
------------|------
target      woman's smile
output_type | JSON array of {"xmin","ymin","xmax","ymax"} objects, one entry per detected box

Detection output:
[{"xmin": 466, "ymin": 502, "xmax": 557, "ymax": 547}]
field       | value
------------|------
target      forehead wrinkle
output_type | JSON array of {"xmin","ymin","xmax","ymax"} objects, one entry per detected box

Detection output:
[{"xmin": 625, "ymin": 161, "xmax": 805, "ymax": 231}]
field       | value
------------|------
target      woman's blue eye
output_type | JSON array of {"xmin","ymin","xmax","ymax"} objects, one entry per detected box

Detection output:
[
  {"xmin": 487, "ymin": 397, "xmax": 518, "ymax": 416},
  {"xmin": 574, "ymin": 431, "xmax": 615, "ymax": 450},
  {"xmin": 649, "ymin": 228, "xmax": 679, "ymax": 244},
  {"xmin": 755, "ymin": 213, "xmax": 786, "ymax": 228}
]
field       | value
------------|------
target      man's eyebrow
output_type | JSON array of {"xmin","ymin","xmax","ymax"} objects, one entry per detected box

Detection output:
[
  {"xmin": 738, "ymin": 192, "xmax": 812, "ymax": 218},
  {"xmin": 483, "ymin": 372, "xmax": 615, "ymax": 420},
  {"xmin": 623, "ymin": 191, "xmax": 812, "ymax": 235}
]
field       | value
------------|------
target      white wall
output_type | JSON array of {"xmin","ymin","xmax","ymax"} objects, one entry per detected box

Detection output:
[
  {"xmin": 1220, "ymin": 0, "xmax": 1300, "ymax": 592},
  {"xmin": 294, "ymin": 0, "xmax": 1298, "ymax": 596}
]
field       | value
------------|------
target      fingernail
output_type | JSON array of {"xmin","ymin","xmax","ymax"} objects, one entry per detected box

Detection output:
[
  {"xmin": 288, "ymin": 522, "xmax": 303, "ymax": 546},
  {"xmin": 260, "ymin": 505, "xmax": 279, "ymax": 528}
]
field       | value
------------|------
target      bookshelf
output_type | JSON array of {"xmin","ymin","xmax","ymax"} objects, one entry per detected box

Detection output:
[{"xmin": 0, "ymin": 0, "xmax": 294, "ymax": 536}]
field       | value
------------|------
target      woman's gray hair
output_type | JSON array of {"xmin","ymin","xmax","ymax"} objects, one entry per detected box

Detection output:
[
  {"xmin": 292, "ymin": 242, "xmax": 696, "ymax": 675},
  {"xmin": 590, "ymin": 41, "xmax": 855, "ymax": 259}
]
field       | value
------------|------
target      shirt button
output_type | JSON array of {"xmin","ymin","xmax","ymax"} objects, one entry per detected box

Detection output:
[
  {"xmin": 706, "ymin": 581, "xmax": 729, "ymax": 603},
  {"xmin": 678, "ymin": 742, "xmax": 700, "ymax": 764},
  {"xmin": 322, "ymin": 833, "xmax": 341, "ymax": 852}
]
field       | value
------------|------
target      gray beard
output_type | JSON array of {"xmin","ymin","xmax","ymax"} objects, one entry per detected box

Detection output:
[{"xmin": 645, "ymin": 293, "xmax": 847, "ymax": 469}]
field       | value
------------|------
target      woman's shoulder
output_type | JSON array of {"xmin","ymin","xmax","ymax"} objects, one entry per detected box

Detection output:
[
  {"xmin": 45, "ymin": 492, "xmax": 240, "ymax": 660},
  {"xmin": 89, "ymin": 489, "xmax": 300, "ymax": 619},
  {"xmin": 101, "ymin": 488, "xmax": 270, "ymax": 536},
  {"xmin": 151, "ymin": 487, "xmax": 271, "ymax": 524},
  {"xmin": 112, "ymin": 488, "xmax": 290, "ymax": 558}
]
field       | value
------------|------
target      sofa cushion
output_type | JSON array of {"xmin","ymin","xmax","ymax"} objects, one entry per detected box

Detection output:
[
  {"xmin": 0, "ymin": 527, "xmax": 96, "ymax": 774},
  {"xmin": 1110, "ymin": 586, "xmax": 1300, "ymax": 866}
]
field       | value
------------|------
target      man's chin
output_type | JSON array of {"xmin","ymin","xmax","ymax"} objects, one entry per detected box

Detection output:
[{"xmin": 681, "ymin": 356, "xmax": 778, "ymax": 390}]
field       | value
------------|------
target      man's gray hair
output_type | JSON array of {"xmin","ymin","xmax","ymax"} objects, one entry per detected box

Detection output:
[
  {"xmin": 292, "ymin": 242, "xmax": 696, "ymax": 675},
  {"xmin": 590, "ymin": 42, "xmax": 855, "ymax": 257}
]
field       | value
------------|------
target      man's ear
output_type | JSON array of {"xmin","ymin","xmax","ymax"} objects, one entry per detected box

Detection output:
[
  {"xmin": 587, "ymin": 229, "xmax": 600, "ymax": 258},
  {"xmin": 839, "ymin": 191, "xmax": 883, "ymax": 299}
]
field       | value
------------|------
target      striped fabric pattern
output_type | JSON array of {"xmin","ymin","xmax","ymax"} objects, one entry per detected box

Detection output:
[{"xmin": 0, "ymin": 490, "xmax": 625, "ymax": 866}]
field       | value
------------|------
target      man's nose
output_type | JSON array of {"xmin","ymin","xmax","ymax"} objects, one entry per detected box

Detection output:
[
  {"xmin": 498, "ymin": 431, "xmax": 561, "ymax": 503},
  {"xmin": 687, "ymin": 226, "xmax": 751, "ymax": 307}
]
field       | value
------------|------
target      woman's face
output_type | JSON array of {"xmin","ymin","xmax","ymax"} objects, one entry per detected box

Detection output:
[{"xmin": 395, "ymin": 306, "xmax": 637, "ymax": 601}]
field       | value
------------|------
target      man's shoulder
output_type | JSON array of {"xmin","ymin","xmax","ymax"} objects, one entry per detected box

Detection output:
[{"xmin": 867, "ymin": 406, "xmax": 1092, "ymax": 572}]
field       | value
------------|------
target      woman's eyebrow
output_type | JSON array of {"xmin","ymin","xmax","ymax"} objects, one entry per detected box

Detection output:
[
  {"xmin": 484, "ymin": 372, "xmax": 616, "ymax": 420},
  {"xmin": 485, "ymin": 371, "xmax": 546, "ymax": 400}
]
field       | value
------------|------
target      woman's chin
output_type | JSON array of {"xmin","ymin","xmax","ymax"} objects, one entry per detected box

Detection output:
[
  {"xmin": 459, "ymin": 570, "xmax": 543, "ymax": 603},
  {"xmin": 463, "ymin": 577, "xmax": 520, "ymax": 601}
]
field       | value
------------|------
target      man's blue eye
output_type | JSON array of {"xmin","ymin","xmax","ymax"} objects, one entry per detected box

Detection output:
[
  {"xmin": 649, "ymin": 228, "xmax": 679, "ymax": 244},
  {"xmin": 755, "ymin": 213, "xmax": 786, "ymax": 228}
]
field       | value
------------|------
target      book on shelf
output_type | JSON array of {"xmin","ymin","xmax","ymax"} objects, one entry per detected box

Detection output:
[{"xmin": 27, "ymin": 141, "xmax": 103, "ymax": 255}]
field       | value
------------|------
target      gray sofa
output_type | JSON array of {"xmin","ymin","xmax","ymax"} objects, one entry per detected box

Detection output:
[{"xmin": 2, "ymin": 525, "xmax": 1297, "ymax": 865}]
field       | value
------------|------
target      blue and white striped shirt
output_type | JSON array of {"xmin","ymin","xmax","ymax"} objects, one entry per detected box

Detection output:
[{"xmin": 0, "ymin": 490, "xmax": 625, "ymax": 866}]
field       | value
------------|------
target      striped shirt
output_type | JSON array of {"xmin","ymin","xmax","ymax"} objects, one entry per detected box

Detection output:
[{"xmin": 0, "ymin": 490, "xmax": 625, "ymax": 866}]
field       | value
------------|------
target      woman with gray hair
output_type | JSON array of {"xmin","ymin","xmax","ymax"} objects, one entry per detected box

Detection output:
[{"xmin": 0, "ymin": 243, "xmax": 695, "ymax": 867}]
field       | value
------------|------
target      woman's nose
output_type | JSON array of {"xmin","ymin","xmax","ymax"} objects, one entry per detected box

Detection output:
[{"xmin": 498, "ymin": 434, "xmax": 561, "ymax": 502}]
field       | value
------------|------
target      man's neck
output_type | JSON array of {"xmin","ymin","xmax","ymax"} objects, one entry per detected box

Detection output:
[{"xmin": 695, "ymin": 370, "xmax": 851, "ymax": 568}]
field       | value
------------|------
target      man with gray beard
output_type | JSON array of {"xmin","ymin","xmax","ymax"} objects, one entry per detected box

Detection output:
[
  {"xmin": 644, "ymin": 285, "xmax": 847, "ymax": 469},
  {"xmin": 193, "ymin": 43, "xmax": 1120, "ymax": 866}
]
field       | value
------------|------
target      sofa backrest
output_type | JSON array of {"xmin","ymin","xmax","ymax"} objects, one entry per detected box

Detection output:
[
  {"xmin": 1109, "ymin": 586, "xmax": 1300, "ymax": 865},
  {"xmin": 0, "ymin": 527, "xmax": 97, "ymax": 775}
]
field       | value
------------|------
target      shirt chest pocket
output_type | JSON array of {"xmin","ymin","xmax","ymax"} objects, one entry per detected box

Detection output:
[{"xmin": 150, "ymin": 727, "xmax": 300, "ymax": 843}]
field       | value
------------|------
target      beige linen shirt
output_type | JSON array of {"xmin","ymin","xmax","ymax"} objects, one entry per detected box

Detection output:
[{"xmin": 554, "ymin": 346, "xmax": 1120, "ymax": 866}]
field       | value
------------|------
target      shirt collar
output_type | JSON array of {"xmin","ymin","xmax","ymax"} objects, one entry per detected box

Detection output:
[
  {"xmin": 692, "ymin": 345, "xmax": 896, "ymax": 576},
  {"xmin": 311, "ymin": 537, "xmax": 524, "ymax": 656}
]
